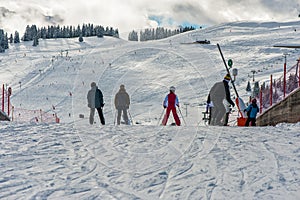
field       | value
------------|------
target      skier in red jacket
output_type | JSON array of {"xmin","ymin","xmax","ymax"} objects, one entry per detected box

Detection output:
[{"xmin": 161, "ymin": 86, "xmax": 181, "ymax": 126}]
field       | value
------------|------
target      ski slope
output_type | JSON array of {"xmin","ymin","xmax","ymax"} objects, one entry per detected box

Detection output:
[{"xmin": 0, "ymin": 21, "xmax": 300, "ymax": 199}]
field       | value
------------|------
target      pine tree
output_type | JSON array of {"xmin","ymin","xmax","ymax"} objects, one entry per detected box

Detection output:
[
  {"xmin": 253, "ymin": 81, "xmax": 260, "ymax": 97},
  {"xmin": 287, "ymin": 73, "xmax": 297, "ymax": 93},
  {"xmin": 261, "ymin": 82, "xmax": 266, "ymax": 91},
  {"xmin": 0, "ymin": 29, "xmax": 5, "ymax": 53},
  {"xmin": 75, "ymin": 25, "xmax": 81, "ymax": 37},
  {"xmin": 4, "ymin": 33, "xmax": 9, "ymax": 49},
  {"xmin": 273, "ymin": 86, "xmax": 279, "ymax": 102},
  {"xmin": 32, "ymin": 35, "xmax": 39, "ymax": 46},
  {"xmin": 9, "ymin": 34, "xmax": 13, "ymax": 43},
  {"xmin": 246, "ymin": 81, "xmax": 251, "ymax": 92},
  {"xmin": 53, "ymin": 25, "xmax": 59, "ymax": 38},
  {"xmin": 96, "ymin": 27, "xmax": 103, "ymax": 38},
  {"xmin": 22, "ymin": 25, "xmax": 38, "ymax": 41},
  {"xmin": 22, "ymin": 25, "xmax": 31, "ymax": 41},
  {"xmin": 0, "ymin": 29, "xmax": 7, "ymax": 52},
  {"xmin": 128, "ymin": 30, "xmax": 138, "ymax": 41},
  {"xmin": 40, "ymin": 27, "xmax": 47, "ymax": 39},
  {"xmin": 114, "ymin": 29, "xmax": 119, "ymax": 38},
  {"xmin": 82, "ymin": 24, "xmax": 87, "ymax": 37},
  {"xmin": 14, "ymin": 31, "xmax": 20, "ymax": 43}
]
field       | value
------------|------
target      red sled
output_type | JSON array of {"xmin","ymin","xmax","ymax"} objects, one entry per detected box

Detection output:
[{"xmin": 237, "ymin": 117, "xmax": 247, "ymax": 126}]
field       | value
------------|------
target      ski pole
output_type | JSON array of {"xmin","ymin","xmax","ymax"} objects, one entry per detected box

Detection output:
[
  {"xmin": 157, "ymin": 108, "xmax": 165, "ymax": 125},
  {"xmin": 177, "ymin": 106, "xmax": 187, "ymax": 126},
  {"xmin": 128, "ymin": 110, "xmax": 133, "ymax": 125},
  {"xmin": 113, "ymin": 110, "xmax": 117, "ymax": 125}
]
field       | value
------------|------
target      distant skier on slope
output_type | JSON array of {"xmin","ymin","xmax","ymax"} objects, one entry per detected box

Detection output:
[
  {"xmin": 161, "ymin": 86, "xmax": 181, "ymax": 126},
  {"xmin": 87, "ymin": 82, "xmax": 105, "ymax": 125},
  {"xmin": 244, "ymin": 98, "xmax": 259, "ymax": 126},
  {"xmin": 114, "ymin": 84, "xmax": 130, "ymax": 125},
  {"xmin": 207, "ymin": 74, "xmax": 235, "ymax": 126}
]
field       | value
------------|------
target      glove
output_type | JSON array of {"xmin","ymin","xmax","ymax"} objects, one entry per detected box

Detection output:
[
  {"xmin": 101, "ymin": 103, "xmax": 105, "ymax": 107},
  {"xmin": 231, "ymin": 103, "xmax": 235, "ymax": 107},
  {"xmin": 176, "ymin": 104, "xmax": 179, "ymax": 107},
  {"xmin": 163, "ymin": 105, "xmax": 167, "ymax": 108}
]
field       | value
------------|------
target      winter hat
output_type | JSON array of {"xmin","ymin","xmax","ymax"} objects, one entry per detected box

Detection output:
[
  {"xmin": 252, "ymin": 98, "xmax": 257, "ymax": 104},
  {"xmin": 170, "ymin": 86, "xmax": 176, "ymax": 92},
  {"xmin": 91, "ymin": 82, "xmax": 96, "ymax": 87},
  {"xmin": 224, "ymin": 73, "xmax": 231, "ymax": 81},
  {"xmin": 120, "ymin": 84, "xmax": 125, "ymax": 89}
]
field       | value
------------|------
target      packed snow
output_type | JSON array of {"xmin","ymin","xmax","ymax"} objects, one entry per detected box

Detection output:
[{"xmin": 0, "ymin": 21, "xmax": 300, "ymax": 199}]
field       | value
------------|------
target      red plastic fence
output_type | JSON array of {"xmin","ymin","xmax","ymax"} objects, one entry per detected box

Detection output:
[
  {"xmin": 1, "ymin": 84, "xmax": 59, "ymax": 123},
  {"xmin": 11, "ymin": 107, "xmax": 59, "ymax": 123},
  {"xmin": 258, "ymin": 61, "xmax": 300, "ymax": 113}
]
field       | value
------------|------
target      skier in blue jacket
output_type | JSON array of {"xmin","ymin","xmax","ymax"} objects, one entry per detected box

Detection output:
[{"xmin": 244, "ymin": 98, "xmax": 259, "ymax": 126}]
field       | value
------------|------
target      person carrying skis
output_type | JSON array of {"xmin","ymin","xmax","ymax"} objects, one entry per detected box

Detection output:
[
  {"xmin": 222, "ymin": 74, "xmax": 235, "ymax": 126},
  {"xmin": 207, "ymin": 74, "xmax": 235, "ymax": 126},
  {"xmin": 87, "ymin": 82, "xmax": 105, "ymax": 125},
  {"xmin": 244, "ymin": 98, "xmax": 259, "ymax": 126},
  {"xmin": 161, "ymin": 86, "xmax": 181, "ymax": 126},
  {"xmin": 114, "ymin": 84, "xmax": 130, "ymax": 125}
]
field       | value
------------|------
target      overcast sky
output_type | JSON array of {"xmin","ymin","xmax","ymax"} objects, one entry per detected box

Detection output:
[{"xmin": 1, "ymin": 0, "xmax": 300, "ymax": 36}]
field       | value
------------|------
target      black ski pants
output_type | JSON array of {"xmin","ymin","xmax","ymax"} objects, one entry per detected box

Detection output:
[{"xmin": 245, "ymin": 117, "xmax": 256, "ymax": 126}]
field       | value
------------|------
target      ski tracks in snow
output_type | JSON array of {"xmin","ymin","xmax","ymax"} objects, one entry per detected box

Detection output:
[{"xmin": 1, "ymin": 122, "xmax": 300, "ymax": 199}]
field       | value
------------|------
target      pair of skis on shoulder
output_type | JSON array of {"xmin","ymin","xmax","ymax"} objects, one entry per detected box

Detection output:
[{"xmin": 217, "ymin": 43, "xmax": 247, "ymax": 119}]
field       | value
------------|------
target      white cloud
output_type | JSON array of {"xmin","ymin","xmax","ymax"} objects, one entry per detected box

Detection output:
[{"xmin": 0, "ymin": 0, "xmax": 299, "ymax": 36}]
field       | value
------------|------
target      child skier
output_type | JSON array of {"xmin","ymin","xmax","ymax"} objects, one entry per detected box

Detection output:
[
  {"xmin": 244, "ymin": 98, "xmax": 259, "ymax": 126},
  {"xmin": 161, "ymin": 86, "xmax": 181, "ymax": 126}
]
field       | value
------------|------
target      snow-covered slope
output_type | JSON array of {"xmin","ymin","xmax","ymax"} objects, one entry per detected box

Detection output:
[{"xmin": 0, "ymin": 21, "xmax": 300, "ymax": 199}]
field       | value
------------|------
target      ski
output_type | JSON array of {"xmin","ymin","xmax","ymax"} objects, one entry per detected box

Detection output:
[
  {"xmin": 236, "ymin": 97, "xmax": 247, "ymax": 118},
  {"xmin": 217, "ymin": 43, "xmax": 239, "ymax": 97},
  {"xmin": 217, "ymin": 43, "xmax": 247, "ymax": 124}
]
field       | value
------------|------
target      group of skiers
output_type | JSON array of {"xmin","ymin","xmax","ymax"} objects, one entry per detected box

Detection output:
[
  {"xmin": 207, "ymin": 73, "xmax": 259, "ymax": 126},
  {"xmin": 87, "ymin": 73, "xmax": 259, "ymax": 127},
  {"xmin": 87, "ymin": 82, "xmax": 131, "ymax": 125},
  {"xmin": 87, "ymin": 82, "xmax": 181, "ymax": 126}
]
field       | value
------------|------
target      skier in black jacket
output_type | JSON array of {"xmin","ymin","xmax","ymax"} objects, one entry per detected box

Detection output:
[
  {"xmin": 222, "ymin": 74, "xmax": 235, "ymax": 125},
  {"xmin": 87, "ymin": 82, "xmax": 105, "ymax": 125}
]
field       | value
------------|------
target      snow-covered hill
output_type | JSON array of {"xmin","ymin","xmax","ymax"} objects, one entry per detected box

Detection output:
[{"xmin": 0, "ymin": 21, "xmax": 300, "ymax": 199}]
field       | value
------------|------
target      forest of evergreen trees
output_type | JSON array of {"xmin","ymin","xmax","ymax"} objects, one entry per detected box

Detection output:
[
  {"xmin": 128, "ymin": 26, "xmax": 195, "ymax": 41},
  {"xmin": 0, "ymin": 24, "xmax": 196, "ymax": 52},
  {"xmin": 0, "ymin": 23, "xmax": 120, "ymax": 52},
  {"xmin": 22, "ymin": 24, "xmax": 119, "ymax": 41}
]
